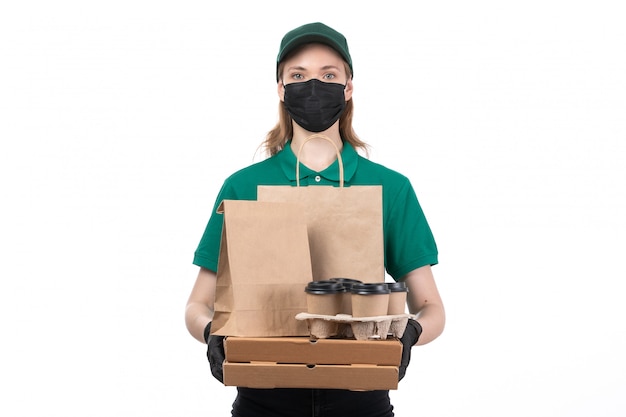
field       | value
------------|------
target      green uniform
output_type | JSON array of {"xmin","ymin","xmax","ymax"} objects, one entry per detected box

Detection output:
[{"xmin": 193, "ymin": 141, "xmax": 438, "ymax": 280}]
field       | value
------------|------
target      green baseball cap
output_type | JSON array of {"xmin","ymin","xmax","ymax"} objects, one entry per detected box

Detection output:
[{"xmin": 276, "ymin": 22, "xmax": 353, "ymax": 80}]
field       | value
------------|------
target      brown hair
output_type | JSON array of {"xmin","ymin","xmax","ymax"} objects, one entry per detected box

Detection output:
[{"xmin": 260, "ymin": 59, "xmax": 369, "ymax": 157}]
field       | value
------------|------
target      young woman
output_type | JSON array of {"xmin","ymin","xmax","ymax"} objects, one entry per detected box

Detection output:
[{"xmin": 185, "ymin": 22, "xmax": 445, "ymax": 417}]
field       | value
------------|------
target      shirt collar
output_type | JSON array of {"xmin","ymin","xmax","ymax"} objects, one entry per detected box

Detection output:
[{"xmin": 278, "ymin": 140, "xmax": 358, "ymax": 184}]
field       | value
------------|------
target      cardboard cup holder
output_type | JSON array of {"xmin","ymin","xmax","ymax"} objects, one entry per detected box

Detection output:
[{"xmin": 295, "ymin": 312, "xmax": 414, "ymax": 340}]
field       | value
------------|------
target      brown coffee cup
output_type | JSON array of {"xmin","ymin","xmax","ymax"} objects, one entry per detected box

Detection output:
[
  {"xmin": 386, "ymin": 281, "xmax": 408, "ymax": 315},
  {"xmin": 350, "ymin": 283, "xmax": 390, "ymax": 317},
  {"xmin": 304, "ymin": 281, "xmax": 345, "ymax": 316},
  {"xmin": 329, "ymin": 278, "xmax": 362, "ymax": 314}
]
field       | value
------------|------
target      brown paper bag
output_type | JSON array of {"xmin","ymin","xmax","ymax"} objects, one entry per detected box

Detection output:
[
  {"xmin": 257, "ymin": 134, "xmax": 384, "ymax": 283},
  {"xmin": 211, "ymin": 199, "xmax": 313, "ymax": 337}
]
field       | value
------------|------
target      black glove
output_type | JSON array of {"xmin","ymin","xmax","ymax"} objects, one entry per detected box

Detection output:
[
  {"xmin": 398, "ymin": 319, "xmax": 423, "ymax": 381},
  {"xmin": 204, "ymin": 322, "xmax": 225, "ymax": 383}
]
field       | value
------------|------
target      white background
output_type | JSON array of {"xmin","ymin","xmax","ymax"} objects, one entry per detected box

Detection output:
[{"xmin": 1, "ymin": 1, "xmax": 625, "ymax": 416}]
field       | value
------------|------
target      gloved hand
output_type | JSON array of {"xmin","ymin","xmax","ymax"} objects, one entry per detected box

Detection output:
[
  {"xmin": 204, "ymin": 322, "xmax": 225, "ymax": 383},
  {"xmin": 398, "ymin": 319, "xmax": 423, "ymax": 381}
]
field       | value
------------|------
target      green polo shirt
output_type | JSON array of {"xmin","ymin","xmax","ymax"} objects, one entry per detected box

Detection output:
[{"xmin": 193, "ymin": 141, "xmax": 438, "ymax": 280}]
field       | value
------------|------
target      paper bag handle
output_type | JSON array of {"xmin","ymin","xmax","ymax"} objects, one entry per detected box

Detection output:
[{"xmin": 295, "ymin": 134, "xmax": 344, "ymax": 188}]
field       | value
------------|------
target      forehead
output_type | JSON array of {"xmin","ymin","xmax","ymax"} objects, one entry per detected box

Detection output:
[{"xmin": 282, "ymin": 43, "xmax": 345, "ymax": 68}]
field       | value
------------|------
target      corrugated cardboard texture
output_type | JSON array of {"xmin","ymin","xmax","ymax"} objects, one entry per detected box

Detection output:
[
  {"xmin": 223, "ymin": 362, "xmax": 399, "ymax": 390},
  {"xmin": 224, "ymin": 337, "xmax": 402, "ymax": 366}
]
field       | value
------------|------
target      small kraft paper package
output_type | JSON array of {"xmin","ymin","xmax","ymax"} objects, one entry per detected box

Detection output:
[{"xmin": 210, "ymin": 199, "xmax": 313, "ymax": 337}]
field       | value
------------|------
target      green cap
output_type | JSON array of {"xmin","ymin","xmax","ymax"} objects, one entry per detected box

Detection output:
[{"xmin": 276, "ymin": 22, "xmax": 353, "ymax": 80}]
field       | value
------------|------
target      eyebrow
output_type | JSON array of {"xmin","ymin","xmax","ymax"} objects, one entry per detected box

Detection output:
[{"xmin": 286, "ymin": 65, "xmax": 341, "ymax": 72}]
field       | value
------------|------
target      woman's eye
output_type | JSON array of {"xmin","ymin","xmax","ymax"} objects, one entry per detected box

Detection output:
[
  {"xmin": 323, "ymin": 73, "xmax": 336, "ymax": 80},
  {"xmin": 292, "ymin": 73, "xmax": 303, "ymax": 80}
]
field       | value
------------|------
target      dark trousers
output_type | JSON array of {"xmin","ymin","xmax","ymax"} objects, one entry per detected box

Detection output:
[{"xmin": 231, "ymin": 388, "xmax": 394, "ymax": 417}]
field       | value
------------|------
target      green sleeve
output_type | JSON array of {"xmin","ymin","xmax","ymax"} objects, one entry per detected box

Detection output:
[
  {"xmin": 192, "ymin": 180, "xmax": 232, "ymax": 272},
  {"xmin": 384, "ymin": 177, "xmax": 438, "ymax": 280}
]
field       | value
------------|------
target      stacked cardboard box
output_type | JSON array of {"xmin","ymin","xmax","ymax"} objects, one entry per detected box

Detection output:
[{"xmin": 223, "ymin": 337, "xmax": 402, "ymax": 390}]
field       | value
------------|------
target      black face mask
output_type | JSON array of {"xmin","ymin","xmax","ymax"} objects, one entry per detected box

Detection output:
[{"xmin": 283, "ymin": 79, "xmax": 346, "ymax": 132}]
